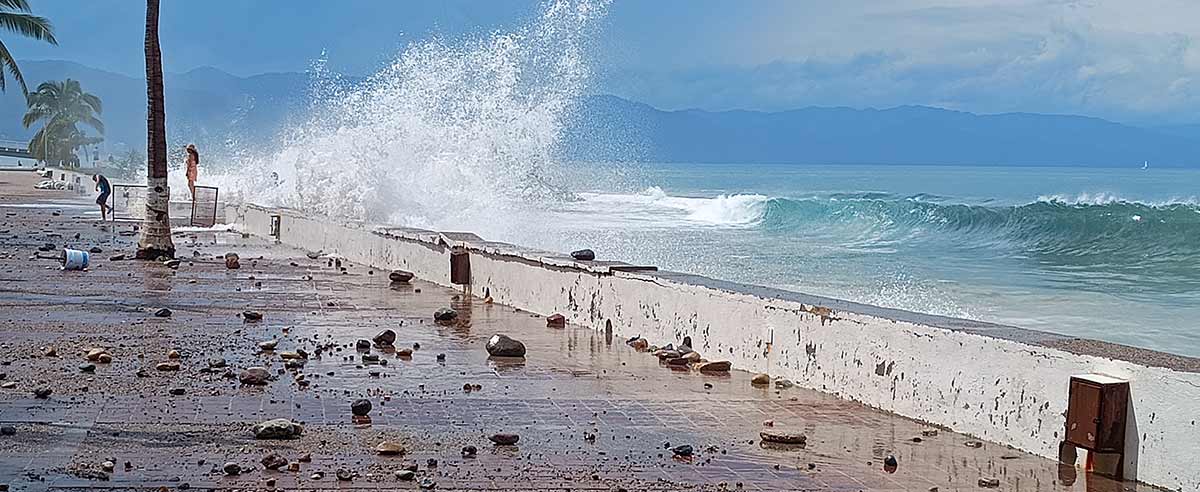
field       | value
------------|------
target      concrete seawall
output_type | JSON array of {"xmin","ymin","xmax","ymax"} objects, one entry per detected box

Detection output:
[{"xmin": 229, "ymin": 202, "xmax": 1200, "ymax": 491}]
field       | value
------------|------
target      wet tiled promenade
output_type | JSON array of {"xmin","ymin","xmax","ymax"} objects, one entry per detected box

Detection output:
[{"xmin": 0, "ymin": 170, "xmax": 1151, "ymax": 491}]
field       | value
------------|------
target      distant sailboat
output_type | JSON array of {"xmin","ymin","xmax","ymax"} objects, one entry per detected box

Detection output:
[{"xmin": 1142, "ymin": 160, "xmax": 1149, "ymax": 170}]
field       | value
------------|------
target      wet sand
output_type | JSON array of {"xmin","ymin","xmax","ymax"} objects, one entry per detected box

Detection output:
[{"xmin": 0, "ymin": 168, "xmax": 1155, "ymax": 491}]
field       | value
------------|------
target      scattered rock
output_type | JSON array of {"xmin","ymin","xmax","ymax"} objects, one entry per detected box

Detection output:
[
  {"xmin": 252, "ymin": 419, "xmax": 303, "ymax": 439},
  {"xmin": 335, "ymin": 468, "xmax": 353, "ymax": 481},
  {"xmin": 260, "ymin": 453, "xmax": 287, "ymax": 470},
  {"xmin": 671, "ymin": 444, "xmax": 693, "ymax": 457},
  {"xmin": 965, "ymin": 440, "xmax": 983, "ymax": 448},
  {"xmin": 697, "ymin": 361, "xmax": 731, "ymax": 373},
  {"xmin": 97, "ymin": 353, "xmax": 112, "ymax": 364},
  {"xmin": 108, "ymin": 254, "xmax": 126, "ymax": 261},
  {"xmin": 774, "ymin": 379, "xmax": 795, "ymax": 389},
  {"xmin": 163, "ymin": 259, "xmax": 181, "ymax": 269},
  {"xmin": 43, "ymin": 346, "xmax": 57, "ymax": 357},
  {"xmin": 395, "ymin": 469, "xmax": 415, "ymax": 480},
  {"xmin": 85, "ymin": 348, "xmax": 109, "ymax": 362},
  {"xmin": 489, "ymin": 433, "xmax": 520, "ymax": 445},
  {"xmin": 224, "ymin": 253, "xmax": 240, "ymax": 269},
  {"xmin": 0, "ymin": 425, "xmax": 14, "ymax": 436},
  {"xmin": 167, "ymin": 349, "xmax": 180, "ymax": 359},
  {"xmin": 376, "ymin": 441, "xmax": 405, "ymax": 455},
  {"xmin": 355, "ymin": 339, "xmax": 371, "ymax": 351},
  {"xmin": 461, "ymin": 445, "xmax": 477, "ymax": 457},
  {"xmin": 485, "ymin": 334, "xmax": 526, "ymax": 357},
  {"xmin": 208, "ymin": 357, "xmax": 227, "ymax": 368},
  {"xmin": 242, "ymin": 310, "xmax": 263, "ymax": 322},
  {"xmin": 546, "ymin": 313, "xmax": 566, "ymax": 328},
  {"xmin": 419, "ymin": 478, "xmax": 437, "ymax": 489},
  {"xmin": 0, "ymin": 382, "xmax": 15, "ymax": 389},
  {"xmin": 389, "ymin": 270, "xmax": 414, "ymax": 283},
  {"xmin": 258, "ymin": 340, "xmax": 277, "ymax": 351},
  {"xmin": 33, "ymin": 387, "xmax": 51, "ymax": 399},
  {"xmin": 570, "ymin": 249, "xmax": 595, "ymax": 261},
  {"xmin": 79, "ymin": 363, "xmax": 95, "ymax": 373},
  {"xmin": 884, "ymin": 455, "xmax": 898, "ymax": 467},
  {"xmin": 153, "ymin": 308, "xmax": 171, "ymax": 318},
  {"xmin": 156, "ymin": 361, "xmax": 180, "ymax": 371},
  {"xmin": 433, "ymin": 308, "xmax": 457, "ymax": 322},
  {"xmin": 626, "ymin": 337, "xmax": 649, "ymax": 351},
  {"xmin": 351, "ymin": 398, "xmax": 372, "ymax": 416},
  {"xmin": 396, "ymin": 348, "xmax": 413, "ymax": 357},
  {"xmin": 223, "ymin": 462, "xmax": 241, "ymax": 476},
  {"xmin": 168, "ymin": 388, "xmax": 185, "ymax": 396},
  {"xmin": 239, "ymin": 367, "xmax": 271, "ymax": 385},
  {"xmin": 88, "ymin": 246, "xmax": 102, "ymax": 254},
  {"xmin": 306, "ymin": 251, "xmax": 321, "ymax": 259},
  {"xmin": 373, "ymin": 329, "xmax": 396, "ymax": 346},
  {"xmin": 978, "ymin": 477, "xmax": 1000, "ymax": 488},
  {"xmin": 760, "ymin": 430, "xmax": 807, "ymax": 445}
]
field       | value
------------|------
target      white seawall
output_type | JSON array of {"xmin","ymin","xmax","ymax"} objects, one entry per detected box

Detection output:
[{"xmin": 230, "ymin": 203, "xmax": 1200, "ymax": 491}]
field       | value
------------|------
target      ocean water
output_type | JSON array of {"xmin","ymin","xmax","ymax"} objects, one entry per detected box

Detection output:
[
  {"xmin": 523, "ymin": 163, "xmax": 1200, "ymax": 358},
  {"xmin": 210, "ymin": 0, "xmax": 1200, "ymax": 358}
]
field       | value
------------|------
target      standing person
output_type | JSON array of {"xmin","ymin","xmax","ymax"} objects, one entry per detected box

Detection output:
[
  {"xmin": 93, "ymin": 173, "xmax": 111, "ymax": 221},
  {"xmin": 185, "ymin": 143, "xmax": 199, "ymax": 200}
]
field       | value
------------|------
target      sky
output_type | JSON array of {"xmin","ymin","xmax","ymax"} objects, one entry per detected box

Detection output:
[{"xmin": 7, "ymin": 0, "xmax": 1200, "ymax": 125}]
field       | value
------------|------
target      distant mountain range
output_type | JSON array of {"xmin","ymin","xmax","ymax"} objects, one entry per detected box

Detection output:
[{"xmin": 3, "ymin": 60, "xmax": 1200, "ymax": 167}]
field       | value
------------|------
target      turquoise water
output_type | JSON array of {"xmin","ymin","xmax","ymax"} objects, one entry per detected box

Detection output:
[{"xmin": 526, "ymin": 163, "xmax": 1200, "ymax": 357}]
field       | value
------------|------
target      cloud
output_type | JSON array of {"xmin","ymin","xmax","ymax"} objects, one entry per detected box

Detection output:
[{"xmin": 598, "ymin": 3, "xmax": 1200, "ymax": 124}]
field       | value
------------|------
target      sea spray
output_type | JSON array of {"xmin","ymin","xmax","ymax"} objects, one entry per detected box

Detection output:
[{"xmin": 213, "ymin": 0, "xmax": 610, "ymax": 238}]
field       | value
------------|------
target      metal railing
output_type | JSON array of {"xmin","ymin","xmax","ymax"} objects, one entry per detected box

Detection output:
[{"xmin": 109, "ymin": 184, "xmax": 219, "ymax": 227}]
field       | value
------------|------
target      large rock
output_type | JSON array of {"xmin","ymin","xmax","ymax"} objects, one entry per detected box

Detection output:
[
  {"xmin": 570, "ymin": 249, "xmax": 595, "ymax": 261},
  {"xmin": 373, "ymin": 329, "xmax": 396, "ymax": 346},
  {"xmin": 388, "ymin": 270, "xmax": 414, "ymax": 283},
  {"xmin": 350, "ymin": 398, "xmax": 372, "ymax": 416},
  {"xmin": 488, "ymin": 433, "xmax": 520, "ymax": 445},
  {"xmin": 485, "ymin": 334, "xmax": 526, "ymax": 358},
  {"xmin": 376, "ymin": 441, "xmax": 405, "ymax": 455},
  {"xmin": 546, "ymin": 314, "xmax": 566, "ymax": 328},
  {"xmin": 252, "ymin": 419, "xmax": 303, "ymax": 439},
  {"xmin": 760, "ymin": 430, "xmax": 807, "ymax": 445},
  {"xmin": 242, "ymin": 311, "xmax": 263, "ymax": 323},
  {"xmin": 433, "ymin": 308, "xmax": 457, "ymax": 322},
  {"xmin": 85, "ymin": 348, "xmax": 109, "ymax": 362},
  {"xmin": 224, "ymin": 253, "xmax": 240, "ymax": 269},
  {"xmin": 239, "ymin": 367, "xmax": 271, "ymax": 385},
  {"xmin": 697, "ymin": 361, "xmax": 731, "ymax": 373},
  {"xmin": 261, "ymin": 453, "xmax": 288, "ymax": 470}
]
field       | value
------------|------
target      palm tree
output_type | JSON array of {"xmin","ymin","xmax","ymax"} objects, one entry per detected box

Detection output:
[
  {"xmin": 137, "ymin": 0, "xmax": 173, "ymax": 259},
  {"xmin": 22, "ymin": 78, "xmax": 104, "ymax": 166},
  {"xmin": 0, "ymin": 0, "xmax": 56, "ymax": 94}
]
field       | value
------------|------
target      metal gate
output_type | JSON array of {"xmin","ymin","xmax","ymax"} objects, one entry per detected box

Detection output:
[
  {"xmin": 190, "ymin": 185, "xmax": 219, "ymax": 227},
  {"xmin": 108, "ymin": 184, "xmax": 219, "ymax": 227}
]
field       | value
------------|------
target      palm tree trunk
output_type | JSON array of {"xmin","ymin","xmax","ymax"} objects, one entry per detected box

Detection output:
[{"xmin": 136, "ymin": 0, "xmax": 174, "ymax": 259}]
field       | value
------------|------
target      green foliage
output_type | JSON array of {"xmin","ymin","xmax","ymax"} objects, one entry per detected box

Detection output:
[
  {"xmin": 23, "ymin": 78, "xmax": 104, "ymax": 167},
  {"xmin": 0, "ymin": 0, "xmax": 55, "ymax": 94}
]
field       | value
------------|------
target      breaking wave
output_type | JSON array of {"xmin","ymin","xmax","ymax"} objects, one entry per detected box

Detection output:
[{"xmin": 216, "ymin": 0, "xmax": 610, "ymax": 238}]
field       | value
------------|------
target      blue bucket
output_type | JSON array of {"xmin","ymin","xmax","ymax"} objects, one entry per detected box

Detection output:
[{"xmin": 62, "ymin": 248, "xmax": 89, "ymax": 270}]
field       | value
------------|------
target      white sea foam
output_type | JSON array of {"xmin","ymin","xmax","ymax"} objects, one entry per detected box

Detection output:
[
  {"xmin": 208, "ymin": 0, "xmax": 610, "ymax": 240},
  {"xmin": 569, "ymin": 187, "xmax": 769, "ymax": 227}
]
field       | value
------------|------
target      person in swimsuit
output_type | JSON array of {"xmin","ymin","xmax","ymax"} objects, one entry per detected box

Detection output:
[
  {"xmin": 185, "ymin": 143, "xmax": 199, "ymax": 200},
  {"xmin": 93, "ymin": 173, "xmax": 111, "ymax": 221}
]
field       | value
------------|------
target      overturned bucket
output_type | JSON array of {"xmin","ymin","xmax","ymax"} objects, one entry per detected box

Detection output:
[{"xmin": 61, "ymin": 248, "xmax": 90, "ymax": 271}]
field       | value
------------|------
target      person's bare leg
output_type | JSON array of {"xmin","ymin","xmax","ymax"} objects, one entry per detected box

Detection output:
[{"xmin": 189, "ymin": 180, "xmax": 196, "ymax": 201}]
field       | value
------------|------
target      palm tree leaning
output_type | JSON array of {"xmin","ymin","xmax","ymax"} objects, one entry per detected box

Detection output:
[
  {"xmin": 0, "ymin": 0, "xmax": 56, "ymax": 94},
  {"xmin": 136, "ymin": 0, "xmax": 174, "ymax": 259},
  {"xmin": 22, "ymin": 79, "xmax": 104, "ymax": 165}
]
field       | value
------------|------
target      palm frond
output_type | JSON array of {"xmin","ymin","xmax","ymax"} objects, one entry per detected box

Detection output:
[
  {"xmin": 81, "ymin": 115, "xmax": 104, "ymax": 134},
  {"xmin": 82, "ymin": 92, "xmax": 102, "ymax": 114},
  {"xmin": 0, "ymin": 40, "xmax": 23, "ymax": 94},
  {"xmin": 0, "ymin": 1, "xmax": 32, "ymax": 13},
  {"xmin": 0, "ymin": 12, "xmax": 55, "ymax": 44}
]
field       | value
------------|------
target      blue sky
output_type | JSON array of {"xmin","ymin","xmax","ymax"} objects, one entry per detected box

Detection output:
[{"xmin": 7, "ymin": 0, "xmax": 1200, "ymax": 124}]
